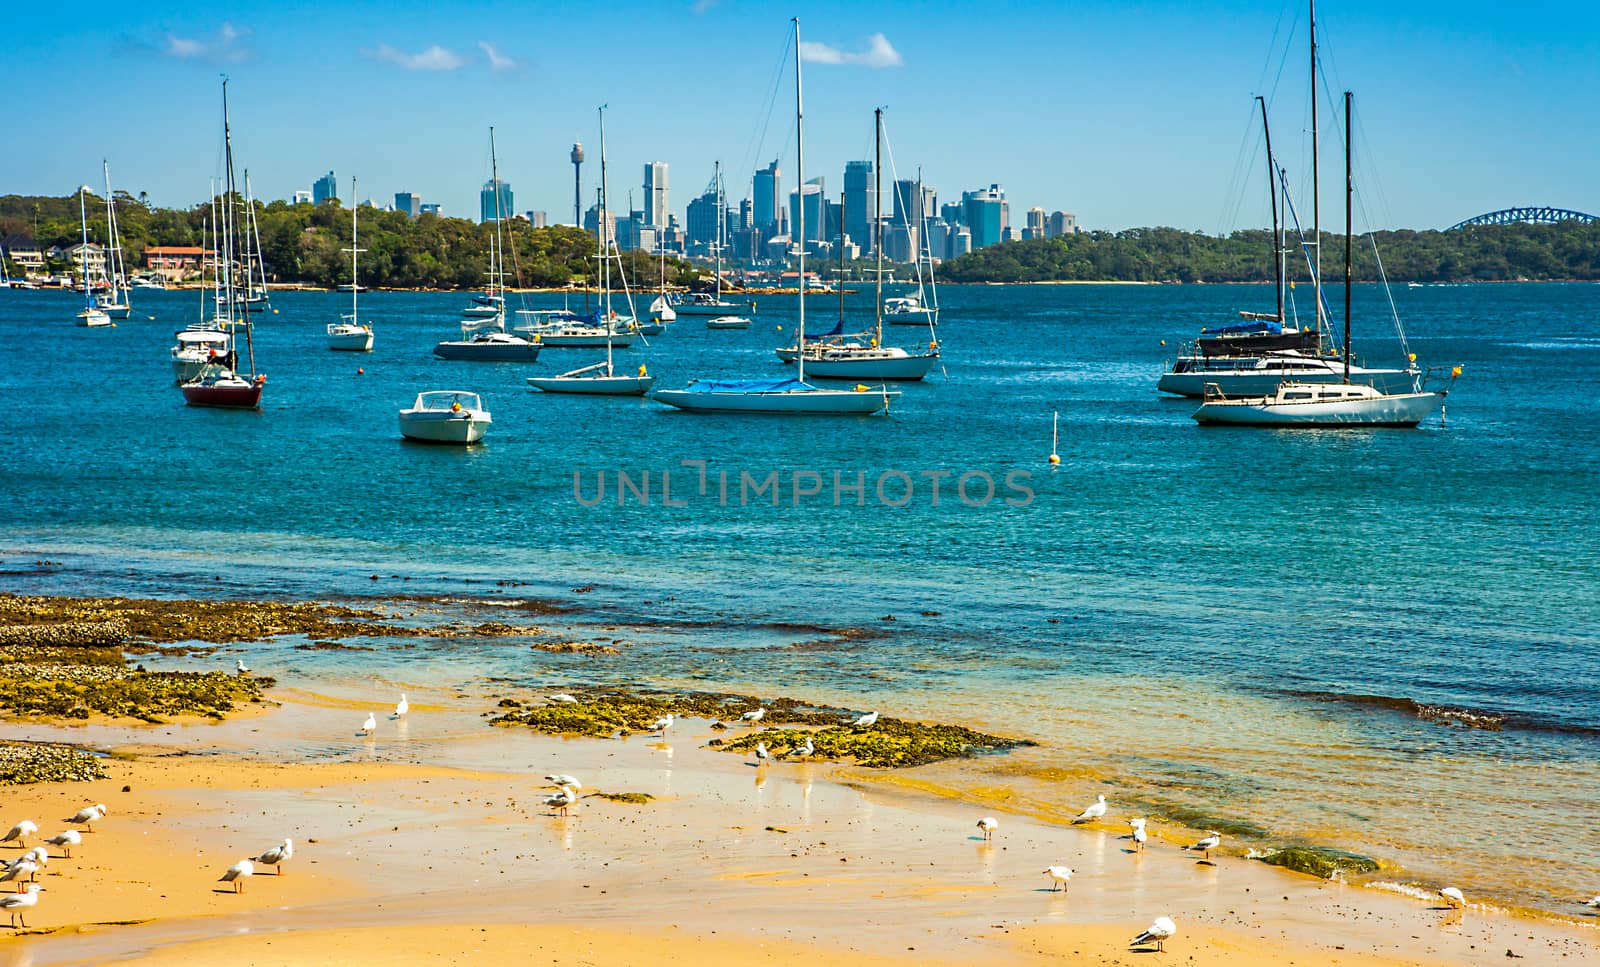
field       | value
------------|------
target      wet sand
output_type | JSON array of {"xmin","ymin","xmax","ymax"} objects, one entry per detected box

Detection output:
[{"xmin": 1, "ymin": 688, "xmax": 1596, "ymax": 966}]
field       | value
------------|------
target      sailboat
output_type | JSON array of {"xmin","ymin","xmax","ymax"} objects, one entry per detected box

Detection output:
[
  {"xmin": 674, "ymin": 162, "xmax": 755, "ymax": 319},
  {"xmin": 788, "ymin": 109, "xmax": 939, "ymax": 382},
  {"xmin": 527, "ymin": 105, "xmax": 654, "ymax": 396},
  {"xmin": 645, "ymin": 244, "xmax": 677, "ymax": 331},
  {"xmin": 654, "ymin": 18, "xmax": 895, "ymax": 415},
  {"xmin": 181, "ymin": 79, "xmax": 265, "ymax": 409},
  {"xmin": 1193, "ymin": 93, "xmax": 1455, "ymax": 427},
  {"xmin": 74, "ymin": 185, "xmax": 111, "ymax": 327},
  {"xmin": 327, "ymin": 176, "xmax": 374, "ymax": 351},
  {"xmin": 1160, "ymin": 1, "xmax": 1416, "ymax": 399},
  {"xmin": 885, "ymin": 168, "xmax": 941, "ymax": 328},
  {"xmin": 94, "ymin": 163, "xmax": 132, "ymax": 320},
  {"xmin": 435, "ymin": 128, "xmax": 541, "ymax": 362}
]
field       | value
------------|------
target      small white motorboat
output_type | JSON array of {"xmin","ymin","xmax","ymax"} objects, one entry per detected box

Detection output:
[
  {"xmin": 705, "ymin": 315, "xmax": 751, "ymax": 330},
  {"xmin": 171, "ymin": 326, "xmax": 233, "ymax": 381},
  {"xmin": 398, "ymin": 390, "xmax": 492, "ymax": 444}
]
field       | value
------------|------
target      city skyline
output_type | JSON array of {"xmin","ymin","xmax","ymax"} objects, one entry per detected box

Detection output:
[{"xmin": 3, "ymin": 1, "xmax": 1596, "ymax": 234}]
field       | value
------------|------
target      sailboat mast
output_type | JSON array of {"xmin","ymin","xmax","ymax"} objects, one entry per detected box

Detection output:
[
  {"xmin": 78, "ymin": 187, "xmax": 90, "ymax": 305},
  {"xmin": 599, "ymin": 105, "xmax": 614, "ymax": 372},
  {"xmin": 874, "ymin": 107, "xmax": 884, "ymax": 344},
  {"xmin": 793, "ymin": 17, "xmax": 807, "ymax": 382},
  {"xmin": 837, "ymin": 191, "xmax": 846, "ymax": 324},
  {"xmin": 714, "ymin": 161, "xmax": 723, "ymax": 303},
  {"xmin": 1257, "ymin": 96, "xmax": 1283, "ymax": 323},
  {"xmin": 489, "ymin": 126, "xmax": 504, "ymax": 309},
  {"xmin": 1310, "ymin": 0, "xmax": 1322, "ymax": 335},
  {"xmin": 351, "ymin": 175, "xmax": 359, "ymax": 319},
  {"xmin": 102, "ymin": 161, "xmax": 120, "ymax": 306},
  {"xmin": 223, "ymin": 81, "xmax": 255, "ymax": 377},
  {"xmin": 1343, "ymin": 90, "xmax": 1353, "ymax": 385}
]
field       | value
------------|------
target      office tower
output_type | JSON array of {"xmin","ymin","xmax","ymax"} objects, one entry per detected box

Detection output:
[
  {"xmin": 891, "ymin": 178, "xmax": 918, "ymax": 228},
  {"xmin": 583, "ymin": 203, "xmax": 616, "ymax": 243},
  {"xmin": 480, "ymin": 179, "xmax": 513, "ymax": 223},
  {"xmin": 951, "ymin": 226, "xmax": 972, "ymax": 257},
  {"xmin": 570, "ymin": 143, "xmax": 584, "ymax": 227},
  {"xmin": 1025, "ymin": 207, "xmax": 1046, "ymax": 239},
  {"xmin": 753, "ymin": 160, "xmax": 780, "ymax": 235},
  {"xmin": 940, "ymin": 202, "xmax": 964, "ymax": 228},
  {"xmin": 843, "ymin": 160, "xmax": 873, "ymax": 251},
  {"xmin": 686, "ymin": 188, "xmax": 719, "ymax": 251},
  {"xmin": 925, "ymin": 218, "xmax": 949, "ymax": 263},
  {"xmin": 1047, "ymin": 211, "xmax": 1078, "ymax": 236},
  {"xmin": 643, "ymin": 162, "xmax": 669, "ymax": 227},
  {"xmin": 420, "ymin": 203, "xmax": 442, "ymax": 216},
  {"xmin": 789, "ymin": 178, "xmax": 824, "ymax": 244},
  {"xmin": 292, "ymin": 190, "xmax": 313, "ymax": 205},
  {"xmin": 313, "ymin": 171, "xmax": 337, "ymax": 205},
  {"xmin": 961, "ymin": 185, "xmax": 1007, "ymax": 249},
  {"xmin": 395, "ymin": 192, "xmax": 422, "ymax": 219},
  {"xmin": 527, "ymin": 211, "xmax": 548, "ymax": 228}
]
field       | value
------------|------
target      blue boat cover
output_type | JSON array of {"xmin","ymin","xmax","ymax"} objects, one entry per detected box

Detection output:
[
  {"xmin": 686, "ymin": 378, "xmax": 813, "ymax": 394},
  {"xmin": 1201, "ymin": 320, "xmax": 1282, "ymax": 337}
]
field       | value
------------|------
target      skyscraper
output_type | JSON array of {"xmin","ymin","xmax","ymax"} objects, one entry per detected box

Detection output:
[
  {"xmin": 961, "ymin": 185, "xmax": 1007, "ymax": 250},
  {"xmin": 789, "ymin": 178, "xmax": 824, "ymax": 245},
  {"xmin": 420, "ymin": 203, "xmax": 443, "ymax": 216},
  {"xmin": 843, "ymin": 161, "xmax": 873, "ymax": 250},
  {"xmin": 313, "ymin": 171, "xmax": 337, "ymax": 205},
  {"xmin": 292, "ymin": 190, "xmax": 313, "ymax": 205},
  {"xmin": 1047, "ymin": 211, "xmax": 1078, "ymax": 237},
  {"xmin": 395, "ymin": 192, "xmax": 422, "ymax": 219},
  {"xmin": 480, "ymin": 179, "xmax": 513, "ymax": 223},
  {"xmin": 752, "ymin": 160, "xmax": 780, "ymax": 236},
  {"xmin": 685, "ymin": 188, "xmax": 720, "ymax": 251},
  {"xmin": 891, "ymin": 179, "xmax": 920, "ymax": 228},
  {"xmin": 1024, "ymin": 207, "xmax": 1046, "ymax": 239},
  {"xmin": 644, "ymin": 162, "xmax": 669, "ymax": 228}
]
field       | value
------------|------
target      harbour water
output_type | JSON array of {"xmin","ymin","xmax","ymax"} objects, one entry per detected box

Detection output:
[{"xmin": 1, "ymin": 282, "xmax": 1597, "ymax": 917}]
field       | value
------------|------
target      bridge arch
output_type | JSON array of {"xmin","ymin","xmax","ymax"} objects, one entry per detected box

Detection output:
[{"xmin": 1449, "ymin": 207, "xmax": 1598, "ymax": 230}]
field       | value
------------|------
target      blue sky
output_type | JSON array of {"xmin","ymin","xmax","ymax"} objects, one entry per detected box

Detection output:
[{"xmin": 4, "ymin": 0, "xmax": 1596, "ymax": 232}]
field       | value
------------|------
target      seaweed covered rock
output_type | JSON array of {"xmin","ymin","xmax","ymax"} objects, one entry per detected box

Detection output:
[
  {"xmin": 720, "ymin": 720, "xmax": 1028, "ymax": 768},
  {"xmin": 0, "ymin": 741, "xmax": 107, "ymax": 785},
  {"xmin": 0, "ymin": 643, "xmax": 273, "ymax": 722},
  {"xmin": 1256, "ymin": 845, "xmax": 1380, "ymax": 879}
]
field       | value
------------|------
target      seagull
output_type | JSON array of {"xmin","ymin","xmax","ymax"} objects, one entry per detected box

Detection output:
[
  {"xmin": 548, "ymin": 694, "xmax": 580, "ymax": 704},
  {"xmin": 1131, "ymin": 916, "xmax": 1177, "ymax": 952},
  {"xmin": 792, "ymin": 736, "xmax": 815, "ymax": 760},
  {"xmin": 1072, "ymin": 794, "xmax": 1107, "ymax": 824},
  {"xmin": 65, "ymin": 804, "xmax": 105, "ymax": 832},
  {"xmin": 360, "ymin": 712, "xmax": 376, "ymax": 735},
  {"xmin": 44, "ymin": 831, "xmax": 81, "ymax": 859},
  {"xmin": 649, "ymin": 713, "xmax": 674, "ymax": 734},
  {"xmin": 755, "ymin": 742, "xmax": 770, "ymax": 765},
  {"xmin": 255, "ymin": 838, "xmax": 293, "ymax": 875},
  {"xmin": 1, "ymin": 852, "xmax": 44, "ymax": 891},
  {"xmin": 1585, "ymin": 894, "xmax": 1600, "ymax": 909},
  {"xmin": 1, "ymin": 821, "xmax": 37, "ymax": 848},
  {"xmin": 544, "ymin": 774, "xmax": 582, "ymax": 790},
  {"xmin": 1133, "ymin": 825, "xmax": 1148, "ymax": 852},
  {"xmin": 1042, "ymin": 865, "xmax": 1075, "ymax": 892},
  {"xmin": 543, "ymin": 785, "xmax": 578, "ymax": 817},
  {"xmin": 740, "ymin": 707, "xmax": 766, "ymax": 726},
  {"xmin": 1439, "ymin": 887, "xmax": 1466, "ymax": 909},
  {"xmin": 850, "ymin": 711, "xmax": 880, "ymax": 728},
  {"xmin": 1184, "ymin": 831, "xmax": 1221, "ymax": 860},
  {"xmin": 977, "ymin": 817, "xmax": 999, "ymax": 841},
  {"xmin": 219, "ymin": 859, "xmax": 254, "ymax": 893},
  {"xmin": 0, "ymin": 883, "xmax": 42, "ymax": 927},
  {"xmin": 394, "ymin": 693, "xmax": 409, "ymax": 717},
  {"xmin": 236, "ymin": 658, "xmax": 250, "ymax": 675}
]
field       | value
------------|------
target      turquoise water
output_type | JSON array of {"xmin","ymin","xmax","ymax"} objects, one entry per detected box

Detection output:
[{"xmin": 1, "ymin": 282, "xmax": 1597, "ymax": 913}]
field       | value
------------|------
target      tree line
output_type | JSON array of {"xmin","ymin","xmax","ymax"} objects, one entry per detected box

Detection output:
[
  {"xmin": 935, "ymin": 222, "xmax": 1600, "ymax": 284},
  {"xmin": 0, "ymin": 193, "xmax": 699, "ymax": 290}
]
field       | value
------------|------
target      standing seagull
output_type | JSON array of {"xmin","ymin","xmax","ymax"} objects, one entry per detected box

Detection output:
[
  {"xmin": 1, "ymin": 821, "xmax": 37, "ymax": 848},
  {"xmin": 393, "ymin": 693, "xmax": 409, "ymax": 718},
  {"xmin": 359, "ymin": 712, "xmax": 376, "ymax": 735},
  {"xmin": 44, "ymin": 831, "xmax": 81, "ymax": 859},
  {"xmin": 236, "ymin": 658, "xmax": 250, "ymax": 675},
  {"xmin": 976, "ymin": 817, "xmax": 999, "ymax": 841},
  {"xmin": 255, "ymin": 838, "xmax": 293, "ymax": 875},
  {"xmin": 548, "ymin": 694, "xmax": 580, "ymax": 704},
  {"xmin": 218, "ymin": 859, "xmax": 254, "ymax": 893},
  {"xmin": 1042, "ymin": 865, "xmax": 1075, "ymax": 892},
  {"xmin": 543, "ymin": 784, "xmax": 578, "ymax": 817},
  {"xmin": 791, "ymin": 736, "xmax": 815, "ymax": 760},
  {"xmin": 1184, "ymin": 831, "xmax": 1221, "ymax": 861},
  {"xmin": 1130, "ymin": 916, "xmax": 1177, "ymax": 953},
  {"xmin": 850, "ymin": 711, "xmax": 880, "ymax": 728},
  {"xmin": 0, "ymin": 883, "xmax": 42, "ymax": 927},
  {"xmin": 1439, "ymin": 887, "xmax": 1466, "ymax": 909},
  {"xmin": 649, "ymin": 713, "xmax": 674, "ymax": 734},
  {"xmin": 740, "ymin": 707, "xmax": 766, "ymax": 726},
  {"xmin": 1130, "ymin": 818, "xmax": 1148, "ymax": 852},
  {"xmin": 544, "ymin": 774, "xmax": 582, "ymax": 790},
  {"xmin": 754, "ymin": 742, "xmax": 770, "ymax": 766},
  {"xmin": 65, "ymin": 804, "xmax": 105, "ymax": 832},
  {"xmin": 1, "ymin": 852, "xmax": 44, "ymax": 891},
  {"xmin": 1072, "ymin": 794, "xmax": 1107, "ymax": 824}
]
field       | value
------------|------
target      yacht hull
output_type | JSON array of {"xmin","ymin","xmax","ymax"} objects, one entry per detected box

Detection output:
[
  {"xmin": 527, "ymin": 375, "xmax": 655, "ymax": 396},
  {"xmin": 1158, "ymin": 364, "xmax": 1417, "ymax": 398},
  {"xmin": 803, "ymin": 353, "xmax": 938, "ymax": 381},
  {"xmin": 182, "ymin": 376, "xmax": 265, "ymax": 409},
  {"xmin": 327, "ymin": 328, "xmax": 373, "ymax": 352},
  {"xmin": 398, "ymin": 413, "xmax": 489, "ymax": 444},
  {"xmin": 433, "ymin": 341, "xmax": 540, "ymax": 362},
  {"xmin": 654, "ymin": 388, "xmax": 894, "ymax": 414},
  {"xmin": 1193, "ymin": 391, "xmax": 1444, "ymax": 427}
]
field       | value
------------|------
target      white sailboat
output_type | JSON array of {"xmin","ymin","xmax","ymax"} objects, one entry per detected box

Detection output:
[
  {"xmin": 435, "ymin": 129, "xmax": 541, "ymax": 362},
  {"xmin": 646, "ymin": 244, "xmax": 677, "ymax": 329},
  {"xmin": 1193, "ymin": 90, "xmax": 1456, "ymax": 427},
  {"xmin": 74, "ymin": 186, "xmax": 110, "ymax": 328},
  {"xmin": 527, "ymin": 105, "xmax": 654, "ymax": 396},
  {"xmin": 327, "ymin": 176, "xmax": 374, "ymax": 351},
  {"xmin": 676, "ymin": 161, "xmax": 755, "ymax": 318},
  {"xmin": 94, "ymin": 162, "xmax": 132, "ymax": 320},
  {"xmin": 654, "ymin": 19, "xmax": 895, "ymax": 416}
]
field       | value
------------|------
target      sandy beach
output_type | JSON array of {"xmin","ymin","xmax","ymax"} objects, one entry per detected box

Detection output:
[{"xmin": 2, "ymin": 683, "xmax": 1595, "ymax": 967}]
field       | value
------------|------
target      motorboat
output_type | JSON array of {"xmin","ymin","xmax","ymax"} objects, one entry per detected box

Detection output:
[
  {"xmin": 171, "ymin": 326, "xmax": 233, "ymax": 381},
  {"xmin": 705, "ymin": 315, "xmax": 751, "ymax": 330},
  {"xmin": 398, "ymin": 390, "xmax": 491, "ymax": 444}
]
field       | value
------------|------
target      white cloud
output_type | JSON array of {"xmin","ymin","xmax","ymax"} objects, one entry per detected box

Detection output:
[
  {"xmin": 368, "ymin": 44, "xmax": 467, "ymax": 71},
  {"xmin": 161, "ymin": 22, "xmax": 252, "ymax": 63},
  {"xmin": 799, "ymin": 33, "xmax": 903, "ymax": 69},
  {"xmin": 479, "ymin": 41, "xmax": 517, "ymax": 72}
]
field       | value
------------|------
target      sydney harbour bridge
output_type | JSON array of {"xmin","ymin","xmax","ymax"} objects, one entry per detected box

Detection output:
[{"xmin": 1448, "ymin": 207, "xmax": 1597, "ymax": 230}]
